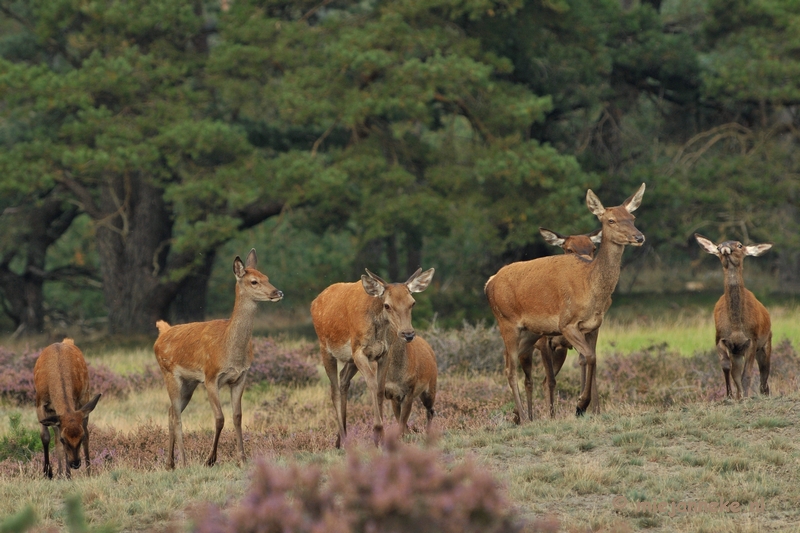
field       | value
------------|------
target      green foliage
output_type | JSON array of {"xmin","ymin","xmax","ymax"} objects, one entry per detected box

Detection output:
[{"xmin": 0, "ymin": 413, "xmax": 41, "ymax": 462}]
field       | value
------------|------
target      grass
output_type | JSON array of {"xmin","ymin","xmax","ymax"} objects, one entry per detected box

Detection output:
[{"xmin": 1, "ymin": 300, "xmax": 800, "ymax": 532}]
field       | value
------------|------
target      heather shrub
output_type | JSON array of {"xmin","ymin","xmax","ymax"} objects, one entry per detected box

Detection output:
[
  {"xmin": 191, "ymin": 437, "xmax": 527, "ymax": 533},
  {"xmin": 0, "ymin": 413, "xmax": 41, "ymax": 462},
  {"xmin": 423, "ymin": 320, "xmax": 504, "ymax": 375},
  {"xmin": 247, "ymin": 337, "xmax": 319, "ymax": 386},
  {"xmin": 0, "ymin": 347, "xmax": 39, "ymax": 404}
]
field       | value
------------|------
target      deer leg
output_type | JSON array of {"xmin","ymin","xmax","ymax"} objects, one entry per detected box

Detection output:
[
  {"xmin": 756, "ymin": 335, "xmax": 771, "ymax": 396},
  {"xmin": 730, "ymin": 354, "xmax": 746, "ymax": 400},
  {"xmin": 717, "ymin": 340, "xmax": 733, "ymax": 399},
  {"xmin": 339, "ymin": 361, "xmax": 358, "ymax": 441},
  {"xmin": 230, "ymin": 374, "xmax": 248, "ymax": 465},
  {"xmin": 420, "ymin": 391, "xmax": 435, "ymax": 433},
  {"xmin": 204, "ymin": 379, "xmax": 225, "ymax": 467},
  {"xmin": 390, "ymin": 396, "xmax": 402, "ymax": 423},
  {"xmin": 53, "ymin": 426, "xmax": 66, "ymax": 479},
  {"xmin": 560, "ymin": 325, "xmax": 595, "ymax": 416},
  {"xmin": 322, "ymin": 351, "xmax": 347, "ymax": 448},
  {"xmin": 167, "ymin": 377, "xmax": 197, "ymax": 469},
  {"xmin": 520, "ymin": 348, "xmax": 535, "ymax": 423},
  {"xmin": 40, "ymin": 424, "xmax": 52, "ymax": 479},
  {"xmin": 398, "ymin": 395, "xmax": 414, "ymax": 437},
  {"xmin": 507, "ymin": 326, "xmax": 539, "ymax": 424},
  {"xmin": 539, "ymin": 339, "xmax": 557, "ymax": 419},
  {"xmin": 352, "ymin": 348, "xmax": 384, "ymax": 446},
  {"xmin": 82, "ymin": 417, "xmax": 91, "ymax": 475}
]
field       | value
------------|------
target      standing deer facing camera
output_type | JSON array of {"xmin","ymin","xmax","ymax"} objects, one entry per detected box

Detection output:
[
  {"xmin": 517, "ymin": 227, "xmax": 602, "ymax": 421},
  {"xmin": 34, "ymin": 338, "xmax": 101, "ymax": 479},
  {"xmin": 694, "ymin": 234, "xmax": 772, "ymax": 399},
  {"xmin": 485, "ymin": 184, "xmax": 646, "ymax": 421},
  {"xmin": 154, "ymin": 249, "xmax": 283, "ymax": 469},
  {"xmin": 311, "ymin": 267, "xmax": 435, "ymax": 448}
]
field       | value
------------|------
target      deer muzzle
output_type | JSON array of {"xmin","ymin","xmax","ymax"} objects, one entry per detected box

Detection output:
[
  {"xmin": 400, "ymin": 330, "xmax": 416, "ymax": 343},
  {"xmin": 69, "ymin": 459, "xmax": 81, "ymax": 469}
]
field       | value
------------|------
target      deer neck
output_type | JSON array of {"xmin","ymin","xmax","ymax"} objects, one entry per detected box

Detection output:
[
  {"xmin": 722, "ymin": 265, "xmax": 747, "ymax": 329},
  {"xmin": 385, "ymin": 336, "xmax": 409, "ymax": 381},
  {"xmin": 224, "ymin": 293, "xmax": 258, "ymax": 364},
  {"xmin": 587, "ymin": 237, "xmax": 625, "ymax": 301}
]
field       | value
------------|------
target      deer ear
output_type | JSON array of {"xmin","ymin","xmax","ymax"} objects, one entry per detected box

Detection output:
[
  {"xmin": 40, "ymin": 415, "xmax": 60, "ymax": 427},
  {"xmin": 80, "ymin": 394, "xmax": 101, "ymax": 415},
  {"xmin": 745, "ymin": 243, "xmax": 772, "ymax": 257},
  {"xmin": 362, "ymin": 273, "xmax": 385, "ymax": 298},
  {"xmin": 587, "ymin": 228, "xmax": 603, "ymax": 245},
  {"xmin": 245, "ymin": 248, "xmax": 258, "ymax": 269},
  {"xmin": 539, "ymin": 228, "xmax": 566, "ymax": 247},
  {"xmin": 586, "ymin": 189, "xmax": 605, "ymax": 216},
  {"xmin": 623, "ymin": 183, "xmax": 646, "ymax": 213},
  {"xmin": 406, "ymin": 268, "xmax": 434, "ymax": 293},
  {"xmin": 233, "ymin": 256, "xmax": 246, "ymax": 278},
  {"xmin": 694, "ymin": 234, "xmax": 719, "ymax": 255}
]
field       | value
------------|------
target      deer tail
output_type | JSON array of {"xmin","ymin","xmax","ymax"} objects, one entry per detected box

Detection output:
[{"xmin": 156, "ymin": 320, "xmax": 172, "ymax": 335}]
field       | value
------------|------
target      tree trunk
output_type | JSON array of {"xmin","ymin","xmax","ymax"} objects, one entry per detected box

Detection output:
[{"xmin": 94, "ymin": 174, "xmax": 175, "ymax": 335}]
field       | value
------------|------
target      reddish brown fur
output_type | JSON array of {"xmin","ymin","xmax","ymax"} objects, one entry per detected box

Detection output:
[
  {"xmin": 311, "ymin": 268, "xmax": 434, "ymax": 448},
  {"xmin": 153, "ymin": 249, "xmax": 283, "ymax": 469},
  {"xmin": 695, "ymin": 235, "xmax": 772, "ymax": 399},
  {"xmin": 384, "ymin": 335, "xmax": 438, "ymax": 437},
  {"xmin": 518, "ymin": 227, "xmax": 602, "ymax": 420},
  {"xmin": 33, "ymin": 338, "xmax": 101, "ymax": 479},
  {"xmin": 485, "ymin": 184, "xmax": 646, "ymax": 421}
]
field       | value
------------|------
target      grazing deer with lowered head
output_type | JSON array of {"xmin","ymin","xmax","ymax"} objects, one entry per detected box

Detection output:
[
  {"xmin": 518, "ymin": 227, "xmax": 602, "ymax": 421},
  {"xmin": 154, "ymin": 249, "xmax": 283, "ymax": 469},
  {"xmin": 34, "ymin": 338, "xmax": 101, "ymax": 479},
  {"xmin": 694, "ymin": 234, "xmax": 772, "ymax": 400},
  {"xmin": 311, "ymin": 267, "xmax": 435, "ymax": 448},
  {"xmin": 485, "ymin": 184, "xmax": 646, "ymax": 421},
  {"xmin": 384, "ymin": 335, "xmax": 437, "ymax": 437}
]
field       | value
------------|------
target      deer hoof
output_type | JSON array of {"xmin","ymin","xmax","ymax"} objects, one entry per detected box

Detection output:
[{"xmin": 575, "ymin": 407, "xmax": 586, "ymax": 417}]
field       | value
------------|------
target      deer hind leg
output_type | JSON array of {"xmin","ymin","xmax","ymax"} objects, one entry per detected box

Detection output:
[
  {"xmin": 520, "ymin": 348, "xmax": 535, "ymax": 423},
  {"xmin": 40, "ymin": 424, "xmax": 52, "ymax": 479},
  {"xmin": 504, "ymin": 325, "xmax": 538, "ymax": 424},
  {"xmin": 756, "ymin": 335, "xmax": 771, "ymax": 396},
  {"xmin": 229, "ymin": 374, "xmax": 248, "ymax": 465},
  {"xmin": 538, "ymin": 339, "xmax": 557, "ymax": 419},
  {"xmin": 167, "ymin": 376, "xmax": 198, "ymax": 469},
  {"xmin": 82, "ymin": 417, "xmax": 91, "ymax": 475},
  {"xmin": 322, "ymin": 350, "xmax": 346, "ymax": 448},
  {"xmin": 353, "ymin": 349, "xmax": 385, "ymax": 446},
  {"xmin": 420, "ymin": 390, "xmax": 435, "ymax": 433}
]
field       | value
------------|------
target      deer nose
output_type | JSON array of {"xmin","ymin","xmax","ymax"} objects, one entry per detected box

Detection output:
[
  {"xmin": 634, "ymin": 234, "xmax": 645, "ymax": 244},
  {"xmin": 273, "ymin": 290, "xmax": 284, "ymax": 300},
  {"xmin": 69, "ymin": 459, "xmax": 81, "ymax": 469},
  {"xmin": 719, "ymin": 246, "xmax": 731, "ymax": 255},
  {"xmin": 400, "ymin": 331, "xmax": 415, "ymax": 343}
]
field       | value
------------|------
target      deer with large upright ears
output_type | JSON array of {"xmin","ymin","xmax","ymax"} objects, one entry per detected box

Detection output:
[
  {"xmin": 34, "ymin": 338, "xmax": 101, "ymax": 479},
  {"xmin": 486, "ymin": 184, "xmax": 646, "ymax": 421},
  {"xmin": 311, "ymin": 267, "xmax": 435, "ymax": 448},
  {"xmin": 517, "ymin": 227, "xmax": 602, "ymax": 421},
  {"xmin": 694, "ymin": 234, "xmax": 772, "ymax": 400},
  {"xmin": 153, "ymin": 249, "xmax": 283, "ymax": 469}
]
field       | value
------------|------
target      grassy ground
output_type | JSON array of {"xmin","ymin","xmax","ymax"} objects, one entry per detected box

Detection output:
[{"xmin": 1, "ymin": 301, "xmax": 799, "ymax": 532}]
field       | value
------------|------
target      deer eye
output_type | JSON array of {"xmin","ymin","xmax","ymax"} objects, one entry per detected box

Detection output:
[
  {"xmin": 251, "ymin": 279, "xmax": 258, "ymax": 285},
  {"xmin": 384, "ymin": 303, "xmax": 391, "ymax": 310},
  {"xmin": 737, "ymin": 243, "xmax": 743, "ymax": 248},
  {"xmin": 411, "ymin": 301, "xmax": 416, "ymax": 307},
  {"xmin": 608, "ymin": 219, "xmax": 616, "ymax": 225}
]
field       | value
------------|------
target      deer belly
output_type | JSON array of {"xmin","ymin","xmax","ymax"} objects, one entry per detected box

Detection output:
[{"xmin": 328, "ymin": 341, "xmax": 353, "ymax": 364}]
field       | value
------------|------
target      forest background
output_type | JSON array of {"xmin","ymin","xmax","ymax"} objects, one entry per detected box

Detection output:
[{"xmin": 1, "ymin": 0, "xmax": 799, "ymax": 339}]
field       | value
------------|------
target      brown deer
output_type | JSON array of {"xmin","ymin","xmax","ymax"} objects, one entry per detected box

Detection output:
[
  {"xmin": 694, "ymin": 234, "xmax": 772, "ymax": 400},
  {"xmin": 34, "ymin": 338, "xmax": 101, "ymax": 479},
  {"xmin": 485, "ymin": 184, "xmax": 646, "ymax": 421},
  {"xmin": 311, "ymin": 267, "xmax": 435, "ymax": 448},
  {"xmin": 384, "ymin": 335, "xmax": 437, "ymax": 437},
  {"xmin": 518, "ymin": 227, "xmax": 602, "ymax": 421},
  {"xmin": 153, "ymin": 249, "xmax": 283, "ymax": 469}
]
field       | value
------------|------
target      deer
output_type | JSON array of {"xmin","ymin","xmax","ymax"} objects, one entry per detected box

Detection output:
[
  {"xmin": 517, "ymin": 227, "xmax": 602, "ymax": 421},
  {"xmin": 383, "ymin": 335, "xmax": 437, "ymax": 437},
  {"xmin": 153, "ymin": 249, "xmax": 283, "ymax": 469},
  {"xmin": 310, "ymin": 267, "xmax": 435, "ymax": 448},
  {"xmin": 694, "ymin": 234, "xmax": 772, "ymax": 400},
  {"xmin": 485, "ymin": 184, "xmax": 646, "ymax": 421},
  {"xmin": 33, "ymin": 338, "xmax": 101, "ymax": 479}
]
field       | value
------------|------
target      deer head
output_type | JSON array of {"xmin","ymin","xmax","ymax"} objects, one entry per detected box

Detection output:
[
  {"xmin": 586, "ymin": 184, "xmax": 646, "ymax": 246},
  {"xmin": 233, "ymin": 249, "xmax": 283, "ymax": 302},
  {"xmin": 694, "ymin": 235, "xmax": 772, "ymax": 269},
  {"xmin": 39, "ymin": 394, "xmax": 101, "ymax": 470},
  {"xmin": 539, "ymin": 227, "xmax": 602, "ymax": 261},
  {"xmin": 361, "ymin": 268, "xmax": 435, "ymax": 343}
]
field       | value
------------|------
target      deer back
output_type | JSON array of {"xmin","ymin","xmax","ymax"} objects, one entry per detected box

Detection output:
[
  {"xmin": 311, "ymin": 281, "xmax": 387, "ymax": 353},
  {"xmin": 34, "ymin": 340, "xmax": 90, "ymax": 413},
  {"xmin": 154, "ymin": 319, "xmax": 243, "ymax": 379}
]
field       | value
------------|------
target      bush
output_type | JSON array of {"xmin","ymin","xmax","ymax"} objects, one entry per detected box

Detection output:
[
  {"xmin": 191, "ymin": 437, "xmax": 527, "ymax": 533},
  {"xmin": 0, "ymin": 413, "xmax": 41, "ymax": 462},
  {"xmin": 247, "ymin": 338, "xmax": 319, "ymax": 386},
  {"xmin": 423, "ymin": 321, "xmax": 504, "ymax": 375},
  {"xmin": 0, "ymin": 347, "xmax": 39, "ymax": 404}
]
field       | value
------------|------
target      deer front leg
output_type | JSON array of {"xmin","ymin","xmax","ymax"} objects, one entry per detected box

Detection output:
[
  {"xmin": 40, "ymin": 424, "xmax": 52, "ymax": 479},
  {"xmin": 352, "ymin": 348, "xmax": 384, "ymax": 446},
  {"xmin": 54, "ymin": 426, "xmax": 66, "ymax": 478},
  {"xmin": 398, "ymin": 395, "xmax": 414, "ymax": 436},
  {"xmin": 82, "ymin": 418, "xmax": 92, "ymax": 476},
  {"xmin": 539, "ymin": 340, "xmax": 558, "ymax": 419},
  {"xmin": 560, "ymin": 325, "xmax": 596, "ymax": 417},
  {"xmin": 230, "ymin": 374, "xmax": 248, "ymax": 465},
  {"xmin": 756, "ymin": 336, "xmax": 771, "ymax": 396},
  {"xmin": 322, "ymin": 351, "xmax": 346, "ymax": 448},
  {"xmin": 717, "ymin": 340, "xmax": 733, "ymax": 399},
  {"xmin": 204, "ymin": 379, "xmax": 225, "ymax": 467},
  {"xmin": 520, "ymin": 349, "xmax": 535, "ymax": 422}
]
